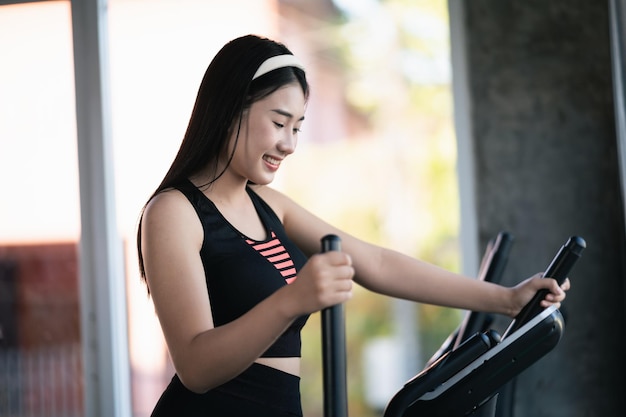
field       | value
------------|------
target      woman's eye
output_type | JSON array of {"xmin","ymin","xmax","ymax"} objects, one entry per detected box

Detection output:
[
  {"xmin": 293, "ymin": 127, "xmax": 302, "ymax": 134},
  {"xmin": 273, "ymin": 122, "xmax": 284, "ymax": 128}
]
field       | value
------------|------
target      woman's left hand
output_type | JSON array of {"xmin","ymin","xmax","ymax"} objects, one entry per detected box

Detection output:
[{"xmin": 509, "ymin": 273, "xmax": 571, "ymax": 317}]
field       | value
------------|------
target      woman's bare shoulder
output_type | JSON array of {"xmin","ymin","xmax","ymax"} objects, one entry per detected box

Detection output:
[
  {"xmin": 144, "ymin": 188, "xmax": 192, "ymax": 219},
  {"xmin": 142, "ymin": 188, "xmax": 202, "ymax": 243}
]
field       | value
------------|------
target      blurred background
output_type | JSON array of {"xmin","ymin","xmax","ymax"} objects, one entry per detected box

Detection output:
[{"xmin": 1, "ymin": 0, "xmax": 625, "ymax": 416}]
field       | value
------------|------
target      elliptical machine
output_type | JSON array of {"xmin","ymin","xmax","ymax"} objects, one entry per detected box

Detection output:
[{"xmin": 319, "ymin": 233, "xmax": 585, "ymax": 417}]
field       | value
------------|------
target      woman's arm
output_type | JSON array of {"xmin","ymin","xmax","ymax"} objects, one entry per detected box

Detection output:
[
  {"xmin": 141, "ymin": 190, "xmax": 352, "ymax": 393},
  {"xmin": 257, "ymin": 186, "xmax": 567, "ymax": 318}
]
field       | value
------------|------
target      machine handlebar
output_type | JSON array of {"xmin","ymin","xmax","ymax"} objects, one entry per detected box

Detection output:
[{"xmin": 503, "ymin": 236, "xmax": 585, "ymax": 338}]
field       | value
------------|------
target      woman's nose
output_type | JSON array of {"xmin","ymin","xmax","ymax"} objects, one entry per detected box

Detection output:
[{"xmin": 277, "ymin": 133, "xmax": 297, "ymax": 154}]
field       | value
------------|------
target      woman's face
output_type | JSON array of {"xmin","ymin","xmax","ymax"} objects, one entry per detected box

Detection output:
[{"xmin": 226, "ymin": 82, "xmax": 306, "ymax": 185}]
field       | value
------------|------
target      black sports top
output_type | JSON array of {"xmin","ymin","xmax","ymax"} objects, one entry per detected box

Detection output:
[{"xmin": 174, "ymin": 180, "xmax": 310, "ymax": 357}]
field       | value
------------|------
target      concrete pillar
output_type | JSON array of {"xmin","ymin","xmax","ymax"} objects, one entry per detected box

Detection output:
[{"xmin": 454, "ymin": 0, "xmax": 626, "ymax": 415}]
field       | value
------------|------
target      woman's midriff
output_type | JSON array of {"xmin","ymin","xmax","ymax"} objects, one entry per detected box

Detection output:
[{"xmin": 255, "ymin": 357, "xmax": 300, "ymax": 376}]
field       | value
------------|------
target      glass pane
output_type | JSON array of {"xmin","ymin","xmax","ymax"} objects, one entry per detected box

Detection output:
[{"xmin": 0, "ymin": 2, "xmax": 83, "ymax": 416}]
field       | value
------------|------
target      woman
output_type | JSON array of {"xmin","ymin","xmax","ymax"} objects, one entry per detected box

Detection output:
[{"xmin": 137, "ymin": 34, "xmax": 569, "ymax": 417}]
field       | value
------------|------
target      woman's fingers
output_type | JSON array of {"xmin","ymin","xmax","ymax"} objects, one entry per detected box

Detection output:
[
  {"xmin": 539, "ymin": 275, "xmax": 570, "ymax": 306},
  {"xmin": 291, "ymin": 252, "xmax": 355, "ymax": 313}
]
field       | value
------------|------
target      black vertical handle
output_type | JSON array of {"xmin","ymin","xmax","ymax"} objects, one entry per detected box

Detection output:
[
  {"xmin": 503, "ymin": 236, "xmax": 586, "ymax": 338},
  {"xmin": 321, "ymin": 234, "xmax": 349, "ymax": 417}
]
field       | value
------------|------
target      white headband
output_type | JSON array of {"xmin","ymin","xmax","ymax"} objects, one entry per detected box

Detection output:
[{"xmin": 252, "ymin": 54, "xmax": 306, "ymax": 80}]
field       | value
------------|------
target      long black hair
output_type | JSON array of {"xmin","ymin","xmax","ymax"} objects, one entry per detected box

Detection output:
[{"xmin": 137, "ymin": 34, "xmax": 309, "ymax": 282}]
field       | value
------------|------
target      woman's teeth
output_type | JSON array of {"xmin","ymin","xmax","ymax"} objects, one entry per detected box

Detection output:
[{"xmin": 264, "ymin": 156, "xmax": 280, "ymax": 166}]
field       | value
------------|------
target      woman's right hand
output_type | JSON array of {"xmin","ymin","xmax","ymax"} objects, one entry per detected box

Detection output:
[{"xmin": 285, "ymin": 251, "xmax": 355, "ymax": 315}]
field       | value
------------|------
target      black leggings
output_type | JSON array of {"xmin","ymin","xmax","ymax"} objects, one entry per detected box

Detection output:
[{"xmin": 151, "ymin": 363, "xmax": 303, "ymax": 417}]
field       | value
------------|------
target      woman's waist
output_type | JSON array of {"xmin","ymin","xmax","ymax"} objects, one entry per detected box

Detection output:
[{"xmin": 255, "ymin": 356, "xmax": 300, "ymax": 376}]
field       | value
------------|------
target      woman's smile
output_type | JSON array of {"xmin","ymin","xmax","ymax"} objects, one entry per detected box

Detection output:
[{"xmin": 263, "ymin": 155, "xmax": 283, "ymax": 170}]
